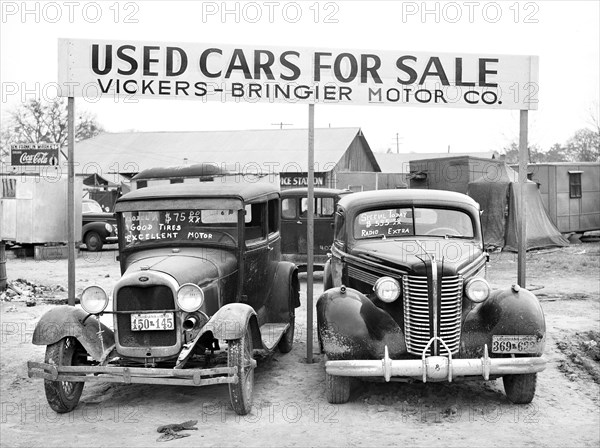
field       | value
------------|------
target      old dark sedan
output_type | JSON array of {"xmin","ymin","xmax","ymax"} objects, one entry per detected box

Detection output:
[
  {"xmin": 318, "ymin": 189, "xmax": 546, "ymax": 404},
  {"xmin": 29, "ymin": 181, "xmax": 300, "ymax": 415},
  {"xmin": 280, "ymin": 188, "xmax": 350, "ymax": 269},
  {"xmin": 82, "ymin": 198, "xmax": 118, "ymax": 251}
]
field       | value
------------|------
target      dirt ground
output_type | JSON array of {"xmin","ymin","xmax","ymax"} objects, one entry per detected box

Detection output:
[{"xmin": 1, "ymin": 242, "xmax": 599, "ymax": 447}]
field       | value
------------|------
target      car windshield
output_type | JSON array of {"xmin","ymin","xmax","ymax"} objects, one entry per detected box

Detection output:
[
  {"xmin": 82, "ymin": 200, "xmax": 103, "ymax": 213},
  {"xmin": 353, "ymin": 207, "xmax": 474, "ymax": 240},
  {"xmin": 121, "ymin": 208, "xmax": 242, "ymax": 248}
]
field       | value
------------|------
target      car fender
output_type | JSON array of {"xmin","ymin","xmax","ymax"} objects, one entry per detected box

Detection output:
[
  {"xmin": 267, "ymin": 261, "xmax": 300, "ymax": 322},
  {"xmin": 31, "ymin": 305, "xmax": 115, "ymax": 361},
  {"xmin": 462, "ymin": 286, "xmax": 546, "ymax": 357},
  {"xmin": 317, "ymin": 286, "xmax": 406, "ymax": 360},
  {"xmin": 82, "ymin": 221, "xmax": 110, "ymax": 239},
  {"xmin": 202, "ymin": 303, "xmax": 261, "ymax": 348}
]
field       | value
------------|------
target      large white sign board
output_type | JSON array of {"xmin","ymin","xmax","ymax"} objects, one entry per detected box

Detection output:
[{"xmin": 58, "ymin": 39, "xmax": 538, "ymax": 110}]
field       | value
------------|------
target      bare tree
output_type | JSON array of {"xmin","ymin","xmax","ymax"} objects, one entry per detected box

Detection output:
[{"xmin": 0, "ymin": 99, "xmax": 103, "ymax": 163}]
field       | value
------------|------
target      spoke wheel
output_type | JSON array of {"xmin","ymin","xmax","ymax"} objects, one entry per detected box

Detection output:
[
  {"xmin": 44, "ymin": 337, "xmax": 84, "ymax": 413},
  {"xmin": 228, "ymin": 327, "xmax": 255, "ymax": 415}
]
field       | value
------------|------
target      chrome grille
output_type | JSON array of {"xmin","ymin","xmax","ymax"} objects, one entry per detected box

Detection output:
[
  {"xmin": 347, "ymin": 265, "xmax": 379, "ymax": 286},
  {"xmin": 403, "ymin": 275, "xmax": 463, "ymax": 356}
]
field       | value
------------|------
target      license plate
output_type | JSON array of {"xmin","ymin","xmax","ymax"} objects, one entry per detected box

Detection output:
[
  {"xmin": 130, "ymin": 313, "xmax": 174, "ymax": 331},
  {"xmin": 492, "ymin": 335, "xmax": 541, "ymax": 353}
]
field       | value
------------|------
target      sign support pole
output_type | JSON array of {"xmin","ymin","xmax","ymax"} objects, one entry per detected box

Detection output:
[
  {"xmin": 517, "ymin": 109, "xmax": 528, "ymax": 287},
  {"xmin": 306, "ymin": 104, "xmax": 315, "ymax": 363},
  {"xmin": 67, "ymin": 97, "xmax": 76, "ymax": 306}
]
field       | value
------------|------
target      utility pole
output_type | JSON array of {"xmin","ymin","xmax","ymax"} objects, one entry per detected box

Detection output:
[
  {"xmin": 271, "ymin": 122, "xmax": 293, "ymax": 129},
  {"xmin": 394, "ymin": 133, "xmax": 403, "ymax": 153}
]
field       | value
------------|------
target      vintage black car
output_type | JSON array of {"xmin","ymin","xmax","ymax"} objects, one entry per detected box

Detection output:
[
  {"xmin": 318, "ymin": 189, "xmax": 546, "ymax": 404},
  {"xmin": 280, "ymin": 188, "xmax": 350, "ymax": 269},
  {"xmin": 28, "ymin": 182, "xmax": 300, "ymax": 415},
  {"xmin": 82, "ymin": 198, "xmax": 118, "ymax": 251}
]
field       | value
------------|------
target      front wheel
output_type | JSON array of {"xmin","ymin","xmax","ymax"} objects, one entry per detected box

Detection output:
[
  {"xmin": 325, "ymin": 373, "xmax": 350, "ymax": 404},
  {"xmin": 84, "ymin": 231, "xmax": 103, "ymax": 252},
  {"xmin": 44, "ymin": 337, "xmax": 84, "ymax": 413},
  {"xmin": 503, "ymin": 373, "xmax": 537, "ymax": 404},
  {"xmin": 228, "ymin": 327, "xmax": 255, "ymax": 415}
]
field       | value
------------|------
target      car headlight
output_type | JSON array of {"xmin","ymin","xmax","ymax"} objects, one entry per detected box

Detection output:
[
  {"xmin": 81, "ymin": 286, "xmax": 109, "ymax": 314},
  {"xmin": 465, "ymin": 278, "xmax": 490, "ymax": 303},
  {"xmin": 104, "ymin": 223, "xmax": 113, "ymax": 233},
  {"xmin": 177, "ymin": 284, "xmax": 205, "ymax": 312},
  {"xmin": 373, "ymin": 277, "xmax": 401, "ymax": 303}
]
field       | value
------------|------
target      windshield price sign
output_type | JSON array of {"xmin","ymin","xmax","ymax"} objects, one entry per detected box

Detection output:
[{"xmin": 10, "ymin": 143, "xmax": 60, "ymax": 166}]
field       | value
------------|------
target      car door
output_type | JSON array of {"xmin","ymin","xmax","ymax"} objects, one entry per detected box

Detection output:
[
  {"xmin": 298, "ymin": 194, "xmax": 337, "ymax": 257},
  {"xmin": 280, "ymin": 195, "xmax": 299, "ymax": 255}
]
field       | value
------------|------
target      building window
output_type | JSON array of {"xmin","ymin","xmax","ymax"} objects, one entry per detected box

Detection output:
[
  {"xmin": 569, "ymin": 171, "xmax": 582, "ymax": 199},
  {"xmin": 136, "ymin": 180, "xmax": 147, "ymax": 189},
  {"xmin": 1, "ymin": 178, "xmax": 16, "ymax": 198}
]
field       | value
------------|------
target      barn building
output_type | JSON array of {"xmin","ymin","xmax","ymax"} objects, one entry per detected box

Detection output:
[{"xmin": 73, "ymin": 127, "xmax": 381, "ymax": 191}]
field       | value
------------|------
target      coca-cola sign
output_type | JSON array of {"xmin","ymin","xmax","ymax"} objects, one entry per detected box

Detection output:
[{"xmin": 10, "ymin": 144, "xmax": 59, "ymax": 166}]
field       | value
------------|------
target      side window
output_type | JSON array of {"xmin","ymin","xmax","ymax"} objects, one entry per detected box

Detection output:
[
  {"xmin": 281, "ymin": 198, "xmax": 297, "ymax": 219},
  {"xmin": 300, "ymin": 197, "xmax": 336, "ymax": 218},
  {"xmin": 268, "ymin": 199, "xmax": 279, "ymax": 235},
  {"xmin": 170, "ymin": 178, "xmax": 184, "ymax": 184},
  {"xmin": 569, "ymin": 171, "xmax": 582, "ymax": 199},
  {"xmin": 245, "ymin": 203, "xmax": 266, "ymax": 243},
  {"xmin": 318, "ymin": 197, "xmax": 335, "ymax": 217},
  {"xmin": 1, "ymin": 178, "xmax": 16, "ymax": 198},
  {"xmin": 136, "ymin": 180, "xmax": 147, "ymax": 189}
]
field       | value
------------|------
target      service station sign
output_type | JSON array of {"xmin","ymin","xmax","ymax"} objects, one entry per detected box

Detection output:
[
  {"xmin": 10, "ymin": 143, "xmax": 60, "ymax": 166},
  {"xmin": 58, "ymin": 39, "xmax": 538, "ymax": 110}
]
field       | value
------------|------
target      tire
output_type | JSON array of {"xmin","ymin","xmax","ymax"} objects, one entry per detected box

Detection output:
[
  {"xmin": 323, "ymin": 261, "xmax": 333, "ymax": 291},
  {"xmin": 325, "ymin": 373, "xmax": 350, "ymax": 404},
  {"xmin": 44, "ymin": 337, "xmax": 84, "ymax": 413},
  {"xmin": 503, "ymin": 373, "xmax": 537, "ymax": 404},
  {"xmin": 277, "ymin": 310, "xmax": 295, "ymax": 354},
  {"xmin": 278, "ymin": 277, "xmax": 298, "ymax": 354},
  {"xmin": 84, "ymin": 231, "xmax": 103, "ymax": 252},
  {"xmin": 228, "ymin": 327, "xmax": 255, "ymax": 415}
]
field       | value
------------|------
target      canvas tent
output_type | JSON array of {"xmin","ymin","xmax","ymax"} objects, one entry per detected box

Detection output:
[{"xmin": 467, "ymin": 164, "xmax": 569, "ymax": 251}]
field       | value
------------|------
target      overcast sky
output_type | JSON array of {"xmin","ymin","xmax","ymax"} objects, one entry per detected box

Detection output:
[{"xmin": 1, "ymin": 0, "xmax": 598, "ymax": 155}]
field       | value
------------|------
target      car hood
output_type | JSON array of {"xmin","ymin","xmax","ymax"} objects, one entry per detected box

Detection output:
[
  {"xmin": 350, "ymin": 238, "xmax": 483, "ymax": 276},
  {"xmin": 123, "ymin": 247, "xmax": 238, "ymax": 286},
  {"xmin": 82, "ymin": 212, "xmax": 116, "ymax": 224}
]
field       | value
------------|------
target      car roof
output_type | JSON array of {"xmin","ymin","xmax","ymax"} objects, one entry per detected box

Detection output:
[
  {"xmin": 281, "ymin": 187, "xmax": 349, "ymax": 197},
  {"xmin": 117, "ymin": 182, "xmax": 279, "ymax": 204},
  {"xmin": 338, "ymin": 189, "xmax": 480, "ymax": 212}
]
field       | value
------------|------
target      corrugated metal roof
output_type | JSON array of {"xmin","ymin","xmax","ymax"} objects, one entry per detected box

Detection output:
[
  {"xmin": 75, "ymin": 127, "xmax": 363, "ymax": 174},
  {"xmin": 375, "ymin": 151, "xmax": 499, "ymax": 173}
]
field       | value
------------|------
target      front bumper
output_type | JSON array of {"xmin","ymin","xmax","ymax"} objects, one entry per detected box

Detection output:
[
  {"xmin": 27, "ymin": 360, "xmax": 256, "ymax": 387},
  {"xmin": 326, "ymin": 340, "xmax": 546, "ymax": 383},
  {"xmin": 105, "ymin": 235, "xmax": 118, "ymax": 243}
]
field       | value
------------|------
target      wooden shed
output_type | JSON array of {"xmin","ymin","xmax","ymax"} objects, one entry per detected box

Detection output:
[
  {"xmin": 523, "ymin": 162, "xmax": 600, "ymax": 233},
  {"xmin": 409, "ymin": 155, "xmax": 507, "ymax": 193},
  {"xmin": 73, "ymin": 127, "xmax": 381, "ymax": 190}
]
